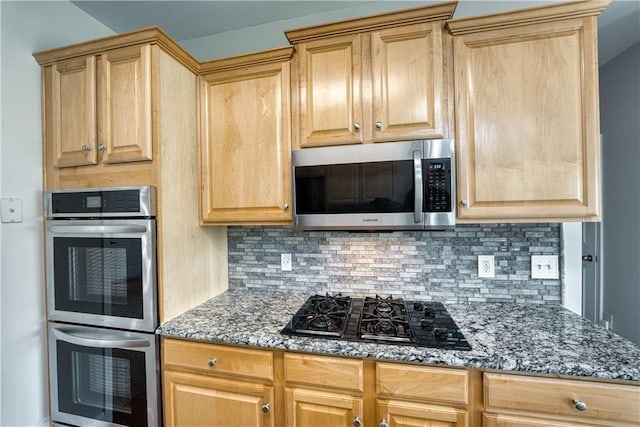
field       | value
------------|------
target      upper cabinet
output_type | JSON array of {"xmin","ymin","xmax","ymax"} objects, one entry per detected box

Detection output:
[
  {"xmin": 34, "ymin": 28, "xmax": 200, "ymax": 189},
  {"xmin": 286, "ymin": 2, "xmax": 457, "ymax": 149},
  {"xmin": 198, "ymin": 48, "xmax": 294, "ymax": 225},
  {"xmin": 448, "ymin": 0, "xmax": 609, "ymax": 222}
]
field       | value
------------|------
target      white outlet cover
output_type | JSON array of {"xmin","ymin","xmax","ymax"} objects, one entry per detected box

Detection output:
[
  {"xmin": 281, "ymin": 253, "xmax": 292, "ymax": 271},
  {"xmin": 478, "ymin": 255, "xmax": 495, "ymax": 278},
  {"xmin": 0, "ymin": 198, "xmax": 22, "ymax": 223},
  {"xmin": 531, "ymin": 255, "xmax": 559, "ymax": 279}
]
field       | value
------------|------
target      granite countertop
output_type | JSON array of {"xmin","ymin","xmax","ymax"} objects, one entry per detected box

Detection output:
[{"xmin": 157, "ymin": 289, "xmax": 640, "ymax": 383}]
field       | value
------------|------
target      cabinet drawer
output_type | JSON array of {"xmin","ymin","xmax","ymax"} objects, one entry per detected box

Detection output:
[
  {"xmin": 377, "ymin": 362, "xmax": 469, "ymax": 405},
  {"xmin": 484, "ymin": 373, "xmax": 640, "ymax": 424},
  {"xmin": 163, "ymin": 338, "xmax": 273, "ymax": 381},
  {"xmin": 284, "ymin": 353, "xmax": 363, "ymax": 393}
]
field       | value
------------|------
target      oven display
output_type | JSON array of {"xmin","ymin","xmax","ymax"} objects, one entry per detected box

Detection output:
[{"xmin": 86, "ymin": 196, "xmax": 102, "ymax": 209}]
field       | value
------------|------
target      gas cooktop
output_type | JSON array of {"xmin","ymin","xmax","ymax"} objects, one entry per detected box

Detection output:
[{"xmin": 281, "ymin": 294, "xmax": 471, "ymax": 351}]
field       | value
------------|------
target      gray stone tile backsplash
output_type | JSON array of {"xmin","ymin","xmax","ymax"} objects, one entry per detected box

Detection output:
[{"xmin": 227, "ymin": 224, "xmax": 562, "ymax": 304}]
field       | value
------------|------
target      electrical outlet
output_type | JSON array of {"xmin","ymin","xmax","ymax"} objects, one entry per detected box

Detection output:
[
  {"xmin": 531, "ymin": 255, "xmax": 559, "ymax": 279},
  {"xmin": 478, "ymin": 255, "xmax": 495, "ymax": 278},
  {"xmin": 281, "ymin": 253, "xmax": 292, "ymax": 271}
]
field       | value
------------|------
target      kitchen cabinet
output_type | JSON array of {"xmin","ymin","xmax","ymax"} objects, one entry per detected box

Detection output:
[
  {"xmin": 198, "ymin": 47, "xmax": 293, "ymax": 225},
  {"xmin": 376, "ymin": 362, "xmax": 471, "ymax": 426},
  {"xmin": 35, "ymin": 28, "xmax": 229, "ymax": 323},
  {"xmin": 163, "ymin": 338, "xmax": 275, "ymax": 427},
  {"xmin": 286, "ymin": 2, "xmax": 456, "ymax": 149},
  {"xmin": 284, "ymin": 353, "xmax": 365, "ymax": 427},
  {"xmin": 448, "ymin": 0, "xmax": 608, "ymax": 222},
  {"xmin": 483, "ymin": 372, "xmax": 640, "ymax": 427}
]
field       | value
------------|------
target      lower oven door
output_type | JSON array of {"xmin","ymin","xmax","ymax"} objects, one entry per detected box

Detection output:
[
  {"xmin": 45, "ymin": 219, "xmax": 157, "ymax": 332},
  {"xmin": 48, "ymin": 323, "xmax": 160, "ymax": 427}
]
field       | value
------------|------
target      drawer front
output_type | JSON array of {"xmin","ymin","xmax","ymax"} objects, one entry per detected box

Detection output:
[
  {"xmin": 377, "ymin": 362, "xmax": 469, "ymax": 405},
  {"xmin": 163, "ymin": 338, "xmax": 273, "ymax": 381},
  {"xmin": 484, "ymin": 373, "xmax": 640, "ymax": 424},
  {"xmin": 284, "ymin": 353, "xmax": 364, "ymax": 393}
]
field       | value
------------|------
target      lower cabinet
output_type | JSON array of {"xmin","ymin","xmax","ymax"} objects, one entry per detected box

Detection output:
[
  {"xmin": 162, "ymin": 338, "xmax": 275, "ymax": 427},
  {"xmin": 161, "ymin": 339, "xmax": 639, "ymax": 427},
  {"xmin": 483, "ymin": 373, "xmax": 640, "ymax": 427},
  {"xmin": 164, "ymin": 371, "xmax": 274, "ymax": 427}
]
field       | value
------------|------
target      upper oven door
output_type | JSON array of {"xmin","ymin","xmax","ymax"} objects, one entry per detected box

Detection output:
[{"xmin": 45, "ymin": 219, "xmax": 157, "ymax": 332}]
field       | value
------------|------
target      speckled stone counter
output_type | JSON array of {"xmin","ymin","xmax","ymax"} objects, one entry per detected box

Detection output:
[{"xmin": 157, "ymin": 289, "xmax": 640, "ymax": 382}]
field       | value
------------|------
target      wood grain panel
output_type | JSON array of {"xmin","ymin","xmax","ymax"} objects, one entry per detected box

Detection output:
[
  {"xmin": 199, "ymin": 56, "xmax": 292, "ymax": 224},
  {"xmin": 371, "ymin": 22, "xmax": 446, "ymax": 141},
  {"xmin": 284, "ymin": 353, "xmax": 364, "ymax": 393},
  {"xmin": 483, "ymin": 412, "xmax": 606, "ymax": 427},
  {"xmin": 285, "ymin": 387, "xmax": 363, "ymax": 427},
  {"xmin": 299, "ymin": 35, "xmax": 364, "ymax": 147},
  {"xmin": 164, "ymin": 370, "xmax": 274, "ymax": 427},
  {"xmin": 50, "ymin": 56, "xmax": 97, "ymax": 168},
  {"xmin": 99, "ymin": 43, "xmax": 152, "ymax": 164},
  {"xmin": 378, "ymin": 399, "xmax": 469, "ymax": 427},
  {"xmin": 484, "ymin": 373, "xmax": 640, "ymax": 424},
  {"xmin": 163, "ymin": 338, "xmax": 273, "ymax": 381},
  {"xmin": 377, "ymin": 362, "xmax": 469, "ymax": 405},
  {"xmin": 453, "ymin": 17, "xmax": 601, "ymax": 221}
]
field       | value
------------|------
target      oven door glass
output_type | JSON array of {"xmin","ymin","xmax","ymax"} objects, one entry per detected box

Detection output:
[
  {"xmin": 46, "ymin": 219, "xmax": 157, "ymax": 331},
  {"xmin": 49, "ymin": 324, "xmax": 159, "ymax": 427}
]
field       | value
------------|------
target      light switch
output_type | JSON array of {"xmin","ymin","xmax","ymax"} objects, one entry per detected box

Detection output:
[
  {"xmin": 531, "ymin": 255, "xmax": 559, "ymax": 279},
  {"xmin": 0, "ymin": 198, "xmax": 23, "ymax": 223}
]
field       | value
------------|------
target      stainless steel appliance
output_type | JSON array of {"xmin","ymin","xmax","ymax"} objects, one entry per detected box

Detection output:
[
  {"xmin": 292, "ymin": 139, "xmax": 455, "ymax": 230},
  {"xmin": 281, "ymin": 294, "xmax": 471, "ymax": 351},
  {"xmin": 44, "ymin": 186, "xmax": 160, "ymax": 427}
]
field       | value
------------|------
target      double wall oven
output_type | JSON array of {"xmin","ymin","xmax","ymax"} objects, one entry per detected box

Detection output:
[{"xmin": 44, "ymin": 186, "xmax": 160, "ymax": 427}]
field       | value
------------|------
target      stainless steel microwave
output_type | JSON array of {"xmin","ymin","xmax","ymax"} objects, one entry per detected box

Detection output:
[{"xmin": 292, "ymin": 140, "xmax": 455, "ymax": 231}]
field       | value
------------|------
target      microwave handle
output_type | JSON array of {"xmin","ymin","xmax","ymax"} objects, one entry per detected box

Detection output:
[
  {"xmin": 52, "ymin": 327, "xmax": 151, "ymax": 349},
  {"xmin": 413, "ymin": 150, "xmax": 423, "ymax": 223}
]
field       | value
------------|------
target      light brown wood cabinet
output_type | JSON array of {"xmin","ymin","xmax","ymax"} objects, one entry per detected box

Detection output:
[
  {"xmin": 161, "ymin": 340, "xmax": 640, "ymax": 427},
  {"xmin": 284, "ymin": 353, "xmax": 365, "ymax": 427},
  {"xmin": 34, "ymin": 28, "xmax": 229, "ymax": 323},
  {"xmin": 448, "ymin": 1, "xmax": 609, "ymax": 222},
  {"xmin": 198, "ymin": 47, "xmax": 293, "ymax": 225},
  {"xmin": 163, "ymin": 338, "xmax": 275, "ymax": 427},
  {"xmin": 483, "ymin": 372, "xmax": 640, "ymax": 427},
  {"xmin": 286, "ymin": 2, "xmax": 456, "ymax": 149}
]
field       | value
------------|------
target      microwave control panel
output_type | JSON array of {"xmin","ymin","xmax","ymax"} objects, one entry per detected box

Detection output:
[{"xmin": 423, "ymin": 159, "xmax": 451, "ymax": 212}]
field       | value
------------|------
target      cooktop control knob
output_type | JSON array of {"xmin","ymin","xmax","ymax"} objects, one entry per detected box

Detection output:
[
  {"xmin": 413, "ymin": 302, "xmax": 423, "ymax": 310},
  {"xmin": 420, "ymin": 318, "xmax": 434, "ymax": 330}
]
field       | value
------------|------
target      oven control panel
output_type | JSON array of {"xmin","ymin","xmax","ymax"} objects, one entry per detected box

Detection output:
[{"xmin": 45, "ymin": 186, "xmax": 156, "ymax": 218}]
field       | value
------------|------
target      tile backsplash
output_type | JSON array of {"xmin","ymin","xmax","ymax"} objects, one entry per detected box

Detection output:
[{"xmin": 228, "ymin": 224, "xmax": 562, "ymax": 304}]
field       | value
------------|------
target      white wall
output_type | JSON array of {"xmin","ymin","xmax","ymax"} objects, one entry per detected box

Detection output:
[{"xmin": 0, "ymin": 2, "xmax": 113, "ymax": 425}]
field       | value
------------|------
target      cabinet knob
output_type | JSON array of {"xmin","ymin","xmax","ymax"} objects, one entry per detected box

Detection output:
[
  {"xmin": 380, "ymin": 420, "xmax": 389, "ymax": 427},
  {"xmin": 460, "ymin": 199, "xmax": 468, "ymax": 207},
  {"xmin": 283, "ymin": 203, "xmax": 289, "ymax": 210},
  {"xmin": 375, "ymin": 121, "xmax": 383, "ymax": 129},
  {"xmin": 262, "ymin": 403, "xmax": 270, "ymax": 413},
  {"xmin": 207, "ymin": 358, "xmax": 216, "ymax": 367},
  {"xmin": 81, "ymin": 144, "xmax": 92, "ymax": 153},
  {"xmin": 97, "ymin": 143, "xmax": 106, "ymax": 151},
  {"xmin": 352, "ymin": 416, "xmax": 362, "ymax": 427},
  {"xmin": 353, "ymin": 122, "xmax": 361, "ymax": 131},
  {"xmin": 573, "ymin": 399, "xmax": 587, "ymax": 411}
]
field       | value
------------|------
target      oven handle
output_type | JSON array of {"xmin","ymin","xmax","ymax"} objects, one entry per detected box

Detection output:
[
  {"xmin": 46, "ymin": 224, "xmax": 149, "ymax": 235},
  {"xmin": 52, "ymin": 327, "xmax": 151, "ymax": 349}
]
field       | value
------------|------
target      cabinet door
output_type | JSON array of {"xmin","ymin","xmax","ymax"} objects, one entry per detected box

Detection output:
[
  {"xmin": 483, "ymin": 412, "xmax": 601, "ymax": 427},
  {"xmin": 378, "ymin": 399, "xmax": 468, "ymax": 427},
  {"xmin": 285, "ymin": 387, "xmax": 363, "ymax": 427},
  {"xmin": 50, "ymin": 56, "xmax": 97, "ymax": 168},
  {"xmin": 297, "ymin": 34, "xmax": 364, "ymax": 147},
  {"xmin": 199, "ymin": 60, "xmax": 292, "ymax": 224},
  {"xmin": 371, "ymin": 22, "xmax": 446, "ymax": 142},
  {"xmin": 453, "ymin": 18, "xmax": 600, "ymax": 221},
  {"xmin": 98, "ymin": 44, "xmax": 153, "ymax": 164},
  {"xmin": 164, "ymin": 370, "xmax": 274, "ymax": 427}
]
